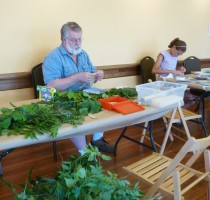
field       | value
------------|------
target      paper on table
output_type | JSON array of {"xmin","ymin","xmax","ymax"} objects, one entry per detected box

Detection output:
[
  {"xmin": 176, "ymin": 76, "xmax": 186, "ymax": 81},
  {"xmin": 175, "ymin": 76, "xmax": 191, "ymax": 82}
]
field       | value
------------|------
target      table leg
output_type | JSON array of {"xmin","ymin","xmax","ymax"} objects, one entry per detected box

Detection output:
[
  {"xmin": 0, "ymin": 148, "xmax": 15, "ymax": 176},
  {"xmin": 114, "ymin": 121, "xmax": 157, "ymax": 156},
  {"xmin": 160, "ymin": 107, "xmax": 191, "ymax": 155},
  {"xmin": 160, "ymin": 108, "xmax": 177, "ymax": 155},
  {"xmin": 177, "ymin": 107, "xmax": 191, "ymax": 139}
]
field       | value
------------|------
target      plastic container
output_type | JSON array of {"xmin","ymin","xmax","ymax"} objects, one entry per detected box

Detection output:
[
  {"xmin": 112, "ymin": 101, "xmax": 145, "ymax": 114},
  {"xmin": 98, "ymin": 96, "xmax": 145, "ymax": 114},
  {"xmin": 135, "ymin": 81, "xmax": 187, "ymax": 107},
  {"xmin": 98, "ymin": 96, "xmax": 130, "ymax": 110}
]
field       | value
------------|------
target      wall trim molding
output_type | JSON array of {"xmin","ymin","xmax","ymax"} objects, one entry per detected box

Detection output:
[{"xmin": 0, "ymin": 58, "xmax": 210, "ymax": 91}]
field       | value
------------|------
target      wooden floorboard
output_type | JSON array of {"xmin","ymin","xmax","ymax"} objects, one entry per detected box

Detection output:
[{"xmin": 0, "ymin": 102, "xmax": 210, "ymax": 200}]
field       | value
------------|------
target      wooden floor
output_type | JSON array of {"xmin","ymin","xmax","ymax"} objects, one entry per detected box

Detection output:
[{"xmin": 0, "ymin": 102, "xmax": 210, "ymax": 200}]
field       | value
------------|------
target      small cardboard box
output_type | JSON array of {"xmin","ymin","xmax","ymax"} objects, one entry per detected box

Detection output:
[{"xmin": 37, "ymin": 86, "xmax": 56, "ymax": 101}]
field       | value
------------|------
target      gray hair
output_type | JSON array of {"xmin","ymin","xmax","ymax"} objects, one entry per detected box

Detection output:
[{"xmin": 60, "ymin": 22, "xmax": 82, "ymax": 40}]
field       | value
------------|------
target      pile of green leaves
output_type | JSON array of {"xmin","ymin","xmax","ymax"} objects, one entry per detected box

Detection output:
[
  {"xmin": 0, "ymin": 88, "xmax": 137, "ymax": 139},
  {"xmin": 0, "ymin": 145, "xmax": 143, "ymax": 200},
  {"xmin": 103, "ymin": 88, "xmax": 137, "ymax": 100}
]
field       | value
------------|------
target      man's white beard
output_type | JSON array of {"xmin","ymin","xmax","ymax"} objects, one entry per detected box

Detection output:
[{"xmin": 66, "ymin": 43, "xmax": 82, "ymax": 55}]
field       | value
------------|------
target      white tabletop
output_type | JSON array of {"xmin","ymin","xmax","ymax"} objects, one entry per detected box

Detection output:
[{"xmin": 0, "ymin": 99, "xmax": 182, "ymax": 151}]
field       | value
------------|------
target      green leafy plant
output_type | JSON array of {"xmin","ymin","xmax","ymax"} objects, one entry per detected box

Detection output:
[
  {"xmin": 104, "ymin": 88, "xmax": 137, "ymax": 99},
  {"xmin": 0, "ymin": 88, "xmax": 137, "ymax": 139},
  {"xmin": 0, "ymin": 145, "xmax": 144, "ymax": 200}
]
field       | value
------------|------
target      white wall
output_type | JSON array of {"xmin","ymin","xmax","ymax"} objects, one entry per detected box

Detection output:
[
  {"xmin": 1, "ymin": 0, "xmax": 210, "ymax": 73},
  {"xmin": 0, "ymin": 0, "xmax": 210, "ymax": 103}
]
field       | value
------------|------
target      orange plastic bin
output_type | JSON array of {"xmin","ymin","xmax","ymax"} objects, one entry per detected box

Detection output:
[{"xmin": 98, "ymin": 96, "xmax": 145, "ymax": 114}]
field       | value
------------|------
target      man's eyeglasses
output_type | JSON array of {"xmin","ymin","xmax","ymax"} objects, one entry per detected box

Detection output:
[{"xmin": 68, "ymin": 38, "xmax": 82, "ymax": 43}]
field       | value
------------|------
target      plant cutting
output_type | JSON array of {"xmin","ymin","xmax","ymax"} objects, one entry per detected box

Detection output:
[{"xmin": 0, "ymin": 145, "xmax": 144, "ymax": 200}]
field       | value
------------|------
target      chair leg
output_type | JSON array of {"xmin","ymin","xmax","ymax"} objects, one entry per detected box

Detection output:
[
  {"xmin": 204, "ymin": 150, "xmax": 210, "ymax": 200},
  {"xmin": 172, "ymin": 170, "xmax": 182, "ymax": 200},
  {"xmin": 53, "ymin": 141, "xmax": 57, "ymax": 161},
  {"xmin": 140, "ymin": 121, "xmax": 148, "ymax": 143},
  {"xmin": 140, "ymin": 121, "xmax": 160, "ymax": 146}
]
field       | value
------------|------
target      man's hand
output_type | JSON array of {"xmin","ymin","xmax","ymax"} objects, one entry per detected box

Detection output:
[
  {"xmin": 78, "ymin": 72, "xmax": 95, "ymax": 82},
  {"xmin": 95, "ymin": 70, "xmax": 104, "ymax": 81}
]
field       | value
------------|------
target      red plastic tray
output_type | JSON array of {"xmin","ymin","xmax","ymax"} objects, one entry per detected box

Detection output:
[
  {"xmin": 112, "ymin": 101, "xmax": 145, "ymax": 115},
  {"xmin": 98, "ymin": 96, "xmax": 130, "ymax": 110},
  {"xmin": 98, "ymin": 96, "xmax": 145, "ymax": 114}
]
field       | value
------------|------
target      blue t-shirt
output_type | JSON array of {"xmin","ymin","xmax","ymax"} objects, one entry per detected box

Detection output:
[{"xmin": 42, "ymin": 44, "xmax": 96, "ymax": 91}]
